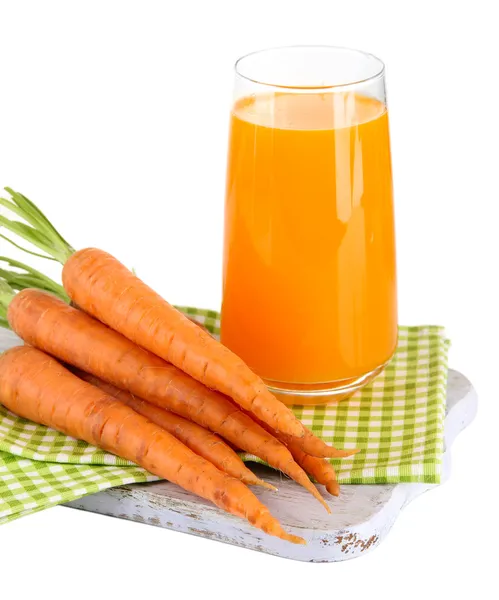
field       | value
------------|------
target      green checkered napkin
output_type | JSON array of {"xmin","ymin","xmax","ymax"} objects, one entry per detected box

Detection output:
[
  {"xmin": 0, "ymin": 452, "xmax": 157, "ymax": 525},
  {"xmin": 0, "ymin": 310, "xmax": 449, "ymax": 525}
]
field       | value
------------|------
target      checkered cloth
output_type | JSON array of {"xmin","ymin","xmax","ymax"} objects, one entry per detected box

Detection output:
[
  {"xmin": 0, "ymin": 311, "xmax": 449, "ymax": 525},
  {"xmin": 0, "ymin": 452, "xmax": 157, "ymax": 525}
]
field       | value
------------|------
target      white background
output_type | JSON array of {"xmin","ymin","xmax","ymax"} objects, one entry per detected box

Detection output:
[{"xmin": 0, "ymin": 1, "xmax": 497, "ymax": 598}]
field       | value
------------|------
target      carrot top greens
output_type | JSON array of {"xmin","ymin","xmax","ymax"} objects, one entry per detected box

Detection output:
[
  {"xmin": 0, "ymin": 280, "xmax": 15, "ymax": 328},
  {"xmin": 0, "ymin": 257, "xmax": 68, "ymax": 302},
  {"xmin": 0, "ymin": 187, "xmax": 74, "ymax": 264}
]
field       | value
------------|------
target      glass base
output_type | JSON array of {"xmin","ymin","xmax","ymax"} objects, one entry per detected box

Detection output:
[{"xmin": 264, "ymin": 360, "xmax": 390, "ymax": 406}]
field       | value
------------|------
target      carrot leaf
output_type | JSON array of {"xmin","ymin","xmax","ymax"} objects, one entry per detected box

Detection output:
[
  {"xmin": 0, "ymin": 279, "xmax": 15, "ymax": 324},
  {"xmin": 0, "ymin": 188, "xmax": 75, "ymax": 264},
  {"xmin": 5, "ymin": 188, "xmax": 75, "ymax": 252},
  {"xmin": 0, "ymin": 257, "xmax": 69, "ymax": 303},
  {"xmin": 0, "ymin": 215, "xmax": 62, "ymax": 260},
  {"xmin": 0, "ymin": 232, "xmax": 59, "ymax": 261}
]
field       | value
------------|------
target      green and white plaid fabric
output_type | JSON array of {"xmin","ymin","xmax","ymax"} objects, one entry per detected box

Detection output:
[
  {"xmin": 0, "ymin": 452, "xmax": 157, "ymax": 525},
  {"xmin": 0, "ymin": 405, "xmax": 138, "ymax": 466},
  {"xmin": 0, "ymin": 310, "xmax": 449, "ymax": 526}
]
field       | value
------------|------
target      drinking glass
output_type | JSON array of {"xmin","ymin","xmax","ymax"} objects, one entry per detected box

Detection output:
[{"xmin": 221, "ymin": 46, "xmax": 397, "ymax": 405}]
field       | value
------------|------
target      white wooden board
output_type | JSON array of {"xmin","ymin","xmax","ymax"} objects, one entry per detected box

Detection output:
[{"xmin": 63, "ymin": 368, "xmax": 476, "ymax": 562}]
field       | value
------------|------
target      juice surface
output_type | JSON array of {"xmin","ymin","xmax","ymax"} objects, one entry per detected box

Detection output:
[{"xmin": 221, "ymin": 92, "xmax": 397, "ymax": 385}]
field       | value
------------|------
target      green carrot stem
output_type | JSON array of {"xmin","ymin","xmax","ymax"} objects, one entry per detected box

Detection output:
[
  {"xmin": 0, "ymin": 257, "xmax": 69, "ymax": 302},
  {"xmin": 0, "ymin": 232, "xmax": 59, "ymax": 261},
  {"xmin": 0, "ymin": 280, "xmax": 15, "ymax": 323},
  {"xmin": 0, "ymin": 257, "xmax": 71, "ymax": 328},
  {"xmin": 0, "ymin": 188, "xmax": 75, "ymax": 264}
]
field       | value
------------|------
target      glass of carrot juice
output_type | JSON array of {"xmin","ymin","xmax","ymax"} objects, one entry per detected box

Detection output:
[{"xmin": 221, "ymin": 46, "xmax": 397, "ymax": 405}]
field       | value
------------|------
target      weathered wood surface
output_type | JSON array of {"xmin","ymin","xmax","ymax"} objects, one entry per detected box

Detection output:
[{"xmin": 65, "ymin": 369, "xmax": 477, "ymax": 562}]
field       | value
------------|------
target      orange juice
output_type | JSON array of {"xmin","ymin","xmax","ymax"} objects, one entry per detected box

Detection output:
[{"xmin": 221, "ymin": 92, "xmax": 397, "ymax": 392}]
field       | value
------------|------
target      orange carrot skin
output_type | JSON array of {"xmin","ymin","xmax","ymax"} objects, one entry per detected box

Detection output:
[
  {"xmin": 75, "ymin": 370, "xmax": 273, "ymax": 490},
  {"xmin": 286, "ymin": 443, "xmax": 340, "ymax": 497},
  {"xmin": 85, "ymin": 372, "xmax": 328, "ymax": 510},
  {"xmin": 8, "ymin": 289, "xmax": 327, "ymax": 511},
  {"xmin": 243, "ymin": 408, "xmax": 359, "ymax": 460},
  {"xmin": 83, "ymin": 377, "xmax": 330, "ymax": 512},
  {"xmin": 61, "ymin": 248, "xmax": 304, "ymax": 438},
  {"xmin": 185, "ymin": 316, "xmax": 211, "ymax": 334},
  {"xmin": 7, "ymin": 290, "xmax": 277, "ymax": 455},
  {"xmin": 0, "ymin": 346, "xmax": 304, "ymax": 544},
  {"xmin": 276, "ymin": 427, "xmax": 360, "ymax": 459}
]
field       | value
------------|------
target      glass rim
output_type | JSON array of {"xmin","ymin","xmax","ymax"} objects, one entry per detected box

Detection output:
[{"xmin": 234, "ymin": 45, "xmax": 385, "ymax": 91}]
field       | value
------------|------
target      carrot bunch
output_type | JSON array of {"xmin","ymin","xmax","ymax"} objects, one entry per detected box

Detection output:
[{"xmin": 0, "ymin": 188, "xmax": 359, "ymax": 543}]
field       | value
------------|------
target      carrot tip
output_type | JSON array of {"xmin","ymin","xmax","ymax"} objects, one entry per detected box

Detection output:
[
  {"xmin": 283, "ymin": 533, "xmax": 307, "ymax": 545},
  {"xmin": 248, "ymin": 478, "xmax": 278, "ymax": 492},
  {"xmin": 259, "ymin": 480, "xmax": 279, "ymax": 492},
  {"xmin": 308, "ymin": 483, "xmax": 332, "ymax": 513},
  {"xmin": 326, "ymin": 446, "xmax": 361, "ymax": 458},
  {"xmin": 319, "ymin": 493, "xmax": 332, "ymax": 513},
  {"xmin": 326, "ymin": 481, "xmax": 340, "ymax": 497},
  {"xmin": 347, "ymin": 447, "xmax": 361, "ymax": 456}
]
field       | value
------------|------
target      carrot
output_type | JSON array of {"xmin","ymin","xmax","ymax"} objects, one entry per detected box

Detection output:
[
  {"xmin": 242, "ymin": 406, "xmax": 360, "ymax": 460},
  {"xmin": 185, "ymin": 315, "xmax": 211, "ymax": 334},
  {"xmin": 233, "ymin": 410, "xmax": 342, "ymax": 496},
  {"xmin": 78, "ymin": 370, "xmax": 333, "ymax": 511},
  {"xmin": 0, "ymin": 346, "xmax": 304, "ymax": 544},
  {"xmin": 5, "ymin": 288, "xmax": 330, "ymax": 511},
  {"xmin": 73, "ymin": 369, "xmax": 276, "ymax": 491},
  {"xmin": 275, "ymin": 427, "xmax": 360, "ymax": 459},
  {"xmin": 285, "ymin": 443, "xmax": 340, "ymax": 497}
]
